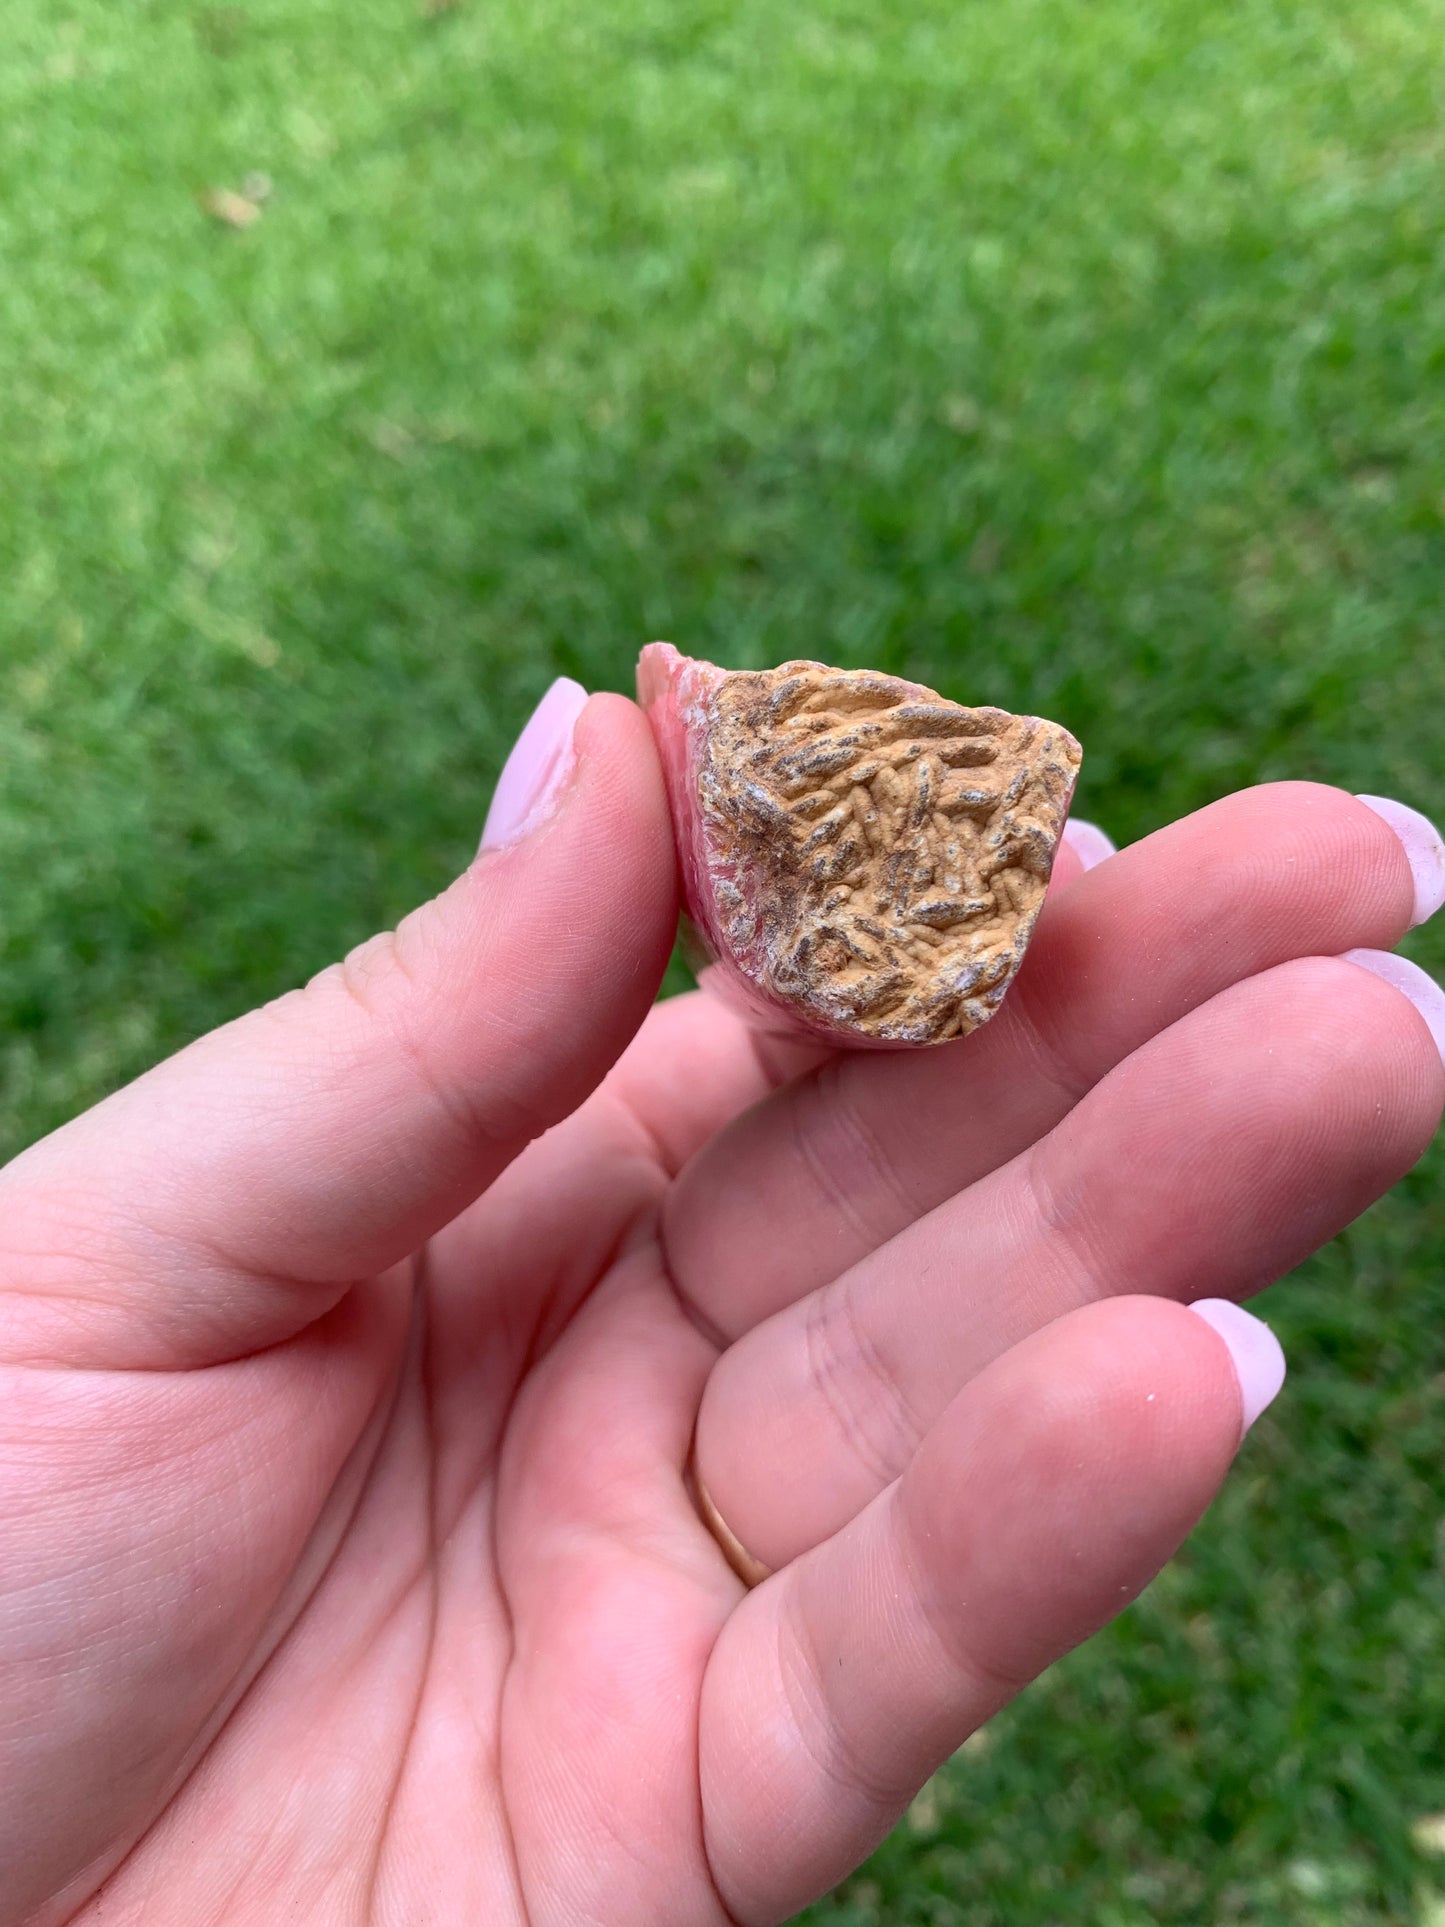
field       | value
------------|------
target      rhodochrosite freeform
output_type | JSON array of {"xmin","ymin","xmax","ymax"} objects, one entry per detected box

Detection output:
[{"xmin": 639, "ymin": 644, "xmax": 1082, "ymax": 1049}]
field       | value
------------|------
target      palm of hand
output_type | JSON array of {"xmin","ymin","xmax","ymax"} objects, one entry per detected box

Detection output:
[
  {"xmin": 3, "ymin": 700, "xmax": 1439, "ymax": 1927},
  {"xmin": 7, "ymin": 1000, "xmax": 750, "ymax": 1927}
]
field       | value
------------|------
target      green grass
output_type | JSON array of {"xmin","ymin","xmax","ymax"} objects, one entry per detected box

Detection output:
[{"xmin": 4, "ymin": 0, "xmax": 1445, "ymax": 1917}]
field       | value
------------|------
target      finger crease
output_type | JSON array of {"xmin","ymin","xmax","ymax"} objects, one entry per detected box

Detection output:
[
  {"xmin": 1021, "ymin": 1142, "xmax": 1112, "ymax": 1318},
  {"xmin": 804, "ymin": 1283, "xmax": 921, "ymax": 1491},
  {"xmin": 790, "ymin": 1071, "xmax": 902, "ymax": 1258},
  {"xmin": 892, "ymin": 1489, "xmax": 1036, "ymax": 1706},
  {"xmin": 780, "ymin": 1604, "xmax": 911, "ymax": 1812},
  {"xmin": 1006, "ymin": 975, "xmax": 1101, "ymax": 1114}
]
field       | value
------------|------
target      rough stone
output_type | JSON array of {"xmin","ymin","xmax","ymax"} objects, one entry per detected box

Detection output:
[{"xmin": 639, "ymin": 644, "xmax": 1082, "ymax": 1047}]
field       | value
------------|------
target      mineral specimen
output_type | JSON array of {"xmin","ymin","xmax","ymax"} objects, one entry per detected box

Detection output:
[{"xmin": 639, "ymin": 643, "xmax": 1082, "ymax": 1048}]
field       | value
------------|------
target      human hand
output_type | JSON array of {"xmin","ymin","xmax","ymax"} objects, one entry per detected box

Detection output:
[{"xmin": 3, "ymin": 682, "xmax": 1442, "ymax": 1926}]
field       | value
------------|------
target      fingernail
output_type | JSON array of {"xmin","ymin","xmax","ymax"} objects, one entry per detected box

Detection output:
[
  {"xmin": 1355, "ymin": 795, "xmax": 1445, "ymax": 928},
  {"xmin": 1339, "ymin": 948, "xmax": 1445, "ymax": 1065},
  {"xmin": 1188, "ymin": 1299, "xmax": 1286, "ymax": 1436},
  {"xmin": 480, "ymin": 678, "xmax": 589, "ymax": 852},
  {"xmin": 1062, "ymin": 818, "xmax": 1117, "ymax": 871}
]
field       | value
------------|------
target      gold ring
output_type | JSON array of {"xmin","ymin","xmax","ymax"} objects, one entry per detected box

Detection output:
[{"xmin": 689, "ymin": 1450, "xmax": 772, "ymax": 1589}]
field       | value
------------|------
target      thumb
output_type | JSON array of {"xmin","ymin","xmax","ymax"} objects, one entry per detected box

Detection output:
[{"xmin": 0, "ymin": 682, "xmax": 678, "ymax": 1368}]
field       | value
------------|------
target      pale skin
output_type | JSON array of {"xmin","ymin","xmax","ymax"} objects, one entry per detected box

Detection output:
[{"xmin": 1, "ymin": 694, "xmax": 1441, "ymax": 1927}]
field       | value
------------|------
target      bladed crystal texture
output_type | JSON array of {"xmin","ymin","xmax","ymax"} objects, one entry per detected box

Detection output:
[{"xmin": 639, "ymin": 643, "xmax": 1082, "ymax": 1048}]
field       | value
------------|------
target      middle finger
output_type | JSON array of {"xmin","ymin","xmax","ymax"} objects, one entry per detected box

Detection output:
[{"xmin": 663, "ymin": 782, "xmax": 1419, "ymax": 1342}]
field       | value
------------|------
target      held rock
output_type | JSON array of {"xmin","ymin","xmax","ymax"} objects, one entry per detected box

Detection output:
[{"xmin": 639, "ymin": 643, "xmax": 1082, "ymax": 1048}]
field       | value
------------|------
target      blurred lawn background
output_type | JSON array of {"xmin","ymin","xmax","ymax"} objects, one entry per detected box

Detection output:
[{"xmin": 4, "ymin": 0, "xmax": 1445, "ymax": 1918}]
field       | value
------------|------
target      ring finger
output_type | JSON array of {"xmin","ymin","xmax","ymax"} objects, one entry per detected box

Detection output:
[{"xmin": 693, "ymin": 951, "xmax": 1445, "ymax": 1572}]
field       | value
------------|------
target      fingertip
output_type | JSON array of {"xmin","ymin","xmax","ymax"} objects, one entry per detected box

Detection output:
[
  {"xmin": 573, "ymin": 684, "xmax": 653, "ymax": 740},
  {"xmin": 1187, "ymin": 1298, "xmax": 1287, "ymax": 1435},
  {"xmin": 480, "ymin": 677, "xmax": 591, "ymax": 853},
  {"xmin": 573, "ymin": 688, "xmax": 674, "ymax": 823},
  {"xmin": 1047, "ymin": 835, "xmax": 1087, "ymax": 892},
  {"xmin": 1339, "ymin": 948, "xmax": 1445, "ymax": 1069},
  {"xmin": 1062, "ymin": 817, "xmax": 1118, "ymax": 872},
  {"xmin": 1355, "ymin": 794, "xmax": 1445, "ymax": 929}
]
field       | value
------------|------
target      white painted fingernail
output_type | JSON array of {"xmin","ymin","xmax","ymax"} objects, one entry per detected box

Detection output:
[
  {"xmin": 1062, "ymin": 818, "xmax": 1117, "ymax": 871},
  {"xmin": 1356, "ymin": 795, "xmax": 1445, "ymax": 928},
  {"xmin": 1188, "ymin": 1299, "xmax": 1286, "ymax": 1435},
  {"xmin": 1339, "ymin": 948, "xmax": 1445, "ymax": 1066},
  {"xmin": 480, "ymin": 678, "xmax": 589, "ymax": 852}
]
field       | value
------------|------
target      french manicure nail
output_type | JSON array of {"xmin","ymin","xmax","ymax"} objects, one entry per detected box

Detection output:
[
  {"xmin": 1188, "ymin": 1298, "xmax": 1286, "ymax": 1436},
  {"xmin": 1339, "ymin": 948, "xmax": 1445, "ymax": 1066},
  {"xmin": 480, "ymin": 678, "xmax": 589, "ymax": 853},
  {"xmin": 1356, "ymin": 795, "xmax": 1445, "ymax": 928},
  {"xmin": 1062, "ymin": 818, "xmax": 1118, "ymax": 871}
]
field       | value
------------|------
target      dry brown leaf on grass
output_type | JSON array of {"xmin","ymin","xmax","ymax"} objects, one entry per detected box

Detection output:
[{"xmin": 197, "ymin": 187, "xmax": 262, "ymax": 229}]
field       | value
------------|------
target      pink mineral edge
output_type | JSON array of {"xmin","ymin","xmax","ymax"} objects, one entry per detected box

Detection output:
[
  {"xmin": 637, "ymin": 643, "xmax": 1076, "ymax": 1052},
  {"xmin": 640, "ymin": 643, "xmax": 863, "ymax": 1047}
]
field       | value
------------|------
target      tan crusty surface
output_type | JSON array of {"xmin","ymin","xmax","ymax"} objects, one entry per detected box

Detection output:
[{"xmin": 698, "ymin": 660, "xmax": 1081, "ymax": 1043}]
